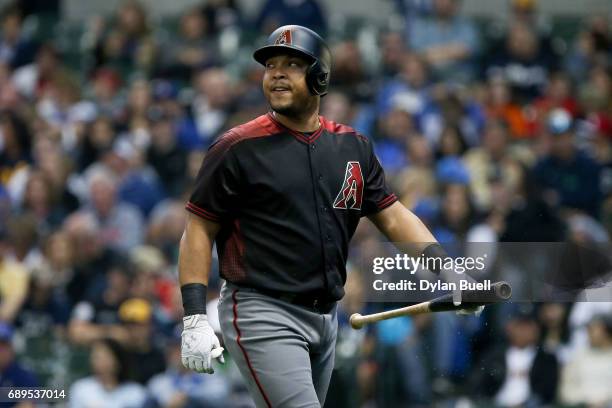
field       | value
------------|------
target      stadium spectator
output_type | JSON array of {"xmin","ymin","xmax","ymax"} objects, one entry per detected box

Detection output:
[
  {"xmin": 117, "ymin": 298, "xmax": 166, "ymax": 384},
  {"xmin": 146, "ymin": 331, "xmax": 231, "ymax": 408},
  {"xmin": 407, "ymin": 0, "xmax": 480, "ymax": 83},
  {"xmin": 0, "ymin": 322, "xmax": 39, "ymax": 405},
  {"xmin": 200, "ymin": 0, "xmax": 243, "ymax": 37},
  {"xmin": 11, "ymin": 43, "xmax": 62, "ymax": 102},
  {"xmin": 0, "ymin": 228, "xmax": 29, "ymax": 323},
  {"xmin": 375, "ymin": 52, "xmax": 432, "ymax": 128},
  {"xmin": 537, "ymin": 303, "xmax": 571, "ymax": 362},
  {"xmin": 122, "ymin": 78, "xmax": 152, "ymax": 125},
  {"xmin": 40, "ymin": 231, "xmax": 75, "ymax": 290},
  {"xmin": 532, "ymin": 72, "xmax": 578, "ymax": 128},
  {"xmin": 159, "ymin": 7, "xmax": 219, "ymax": 82},
  {"xmin": 378, "ymin": 31, "xmax": 407, "ymax": 79},
  {"xmin": 88, "ymin": 68, "xmax": 123, "ymax": 119},
  {"xmin": 559, "ymin": 313, "xmax": 612, "ymax": 406},
  {"xmin": 146, "ymin": 199, "xmax": 187, "ymax": 261},
  {"xmin": 68, "ymin": 265, "xmax": 132, "ymax": 346},
  {"xmin": 578, "ymin": 64, "xmax": 612, "ymax": 139},
  {"xmin": 373, "ymin": 104, "xmax": 414, "ymax": 171},
  {"xmin": 506, "ymin": 0, "xmax": 550, "ymax": 37},
  {"xmin": 62, "ymin": 212, "xmax": 121, "ymax": 305},
  {"xmin": 254, "ymin": 0, "xmax": 327, "ymax": 36},
  {"xmin": 81, "ymin": 165, "xmax": 144, "ymax": 253},
  {"xmin": 0, "ymin": 5, "xmax": 35, "ymax": 69},
  {"xmin": 471, "ymin": 306, "xmax": 559, "ymax": 406},
  {"xmin": 564, "ymin": 14, "xmax": 611, "ymax": 81},
  {"xmin": 20, "ymin": 170, "xmax": 67, "ymax": 231},
  {"xmin": 533, "ymin": 109, "xmax": 602, "ymax": 217},
  {"xmin": 432, "ymin": 182, "xmax": 475, "ymax": 243},
  {"xmin": 179, "ymin": 67, "xmax": 235, "ymax": 149},
  {"xmin": 485, "ymin": 21, "xmax": 557, "ymax": 102},
  {"xmin": 146, "ymin": 113, "xmax": 188, "ymax": 197},
  {"xmin": 110, "ymin": 137, "xmax": 165, "ymax": 217},
  {"xmin": 0, "ymin": 110, "xmax": 31, "ymax": 202},
  {"xmin": 0, "ymin": 62, "xmax": 19, "ymax": 108},
  {"xmin": 69, "ymin": 338, "xmax": 146, "ymax": 408},
  {"xmin": 483, "ymin": 75, "xmax": 532, "ymax": 139},
  {"xmin": 32, "ymin": 138, "xmax": 80, "ymax": 213},
  {"xmin": 397, "ymin": 135, "xmax": 437, "ymax": 214},
  {"xmin": 78, "ymin": 116, "xmax": 116, "ymax": 171},
  {"xmin": 330, "ymin": 41, "xmax": 372, "ymax": 101},
  {"xmin": 464, "ymin": 119, "xmax": 525, "ymax": 211},
  {"xmin": 88, "ymin": 0, "xmax": 156, "ymax": 76}
]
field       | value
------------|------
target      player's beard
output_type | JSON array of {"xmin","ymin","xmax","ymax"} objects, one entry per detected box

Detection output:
[{"xmin": 268, "ymin": 89, "xmax": 318, "ymax": 120}]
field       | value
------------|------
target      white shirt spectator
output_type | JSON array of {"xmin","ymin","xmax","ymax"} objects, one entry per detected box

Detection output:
[
  {"xmin": 69, "ymin": 376, "xmax": 146, "ymax": 408},
  {"xmin": 494, "ymin": 346, "xmax": 537, "ymax": 407}
]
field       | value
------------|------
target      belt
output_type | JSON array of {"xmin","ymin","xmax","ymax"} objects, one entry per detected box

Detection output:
[{"xmin": 256, "ymin": 288, "xmax": 336, "ymax": 314}]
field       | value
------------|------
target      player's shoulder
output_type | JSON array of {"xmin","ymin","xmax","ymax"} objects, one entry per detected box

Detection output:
[
  {"xmin": 208, "ymin": 114, "xmax": 279, "ymax": 155},
  {"xmin": 320, "ymin": 116, "xmax": 369, "ymax": 143}
]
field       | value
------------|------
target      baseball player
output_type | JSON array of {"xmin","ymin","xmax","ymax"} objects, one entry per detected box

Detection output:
[{"xmin": 178, "ymin": 25, "xmax": 480, "ymax": 407}]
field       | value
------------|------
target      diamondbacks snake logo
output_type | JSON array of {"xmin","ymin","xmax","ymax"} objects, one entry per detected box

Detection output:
[
  {"xmin": 275, "ymin": 29, "xmax": 292, "ymax": 45},
  {"xmin": 333, "ymin": 161, "xmax": 364, "ymax": 210}
]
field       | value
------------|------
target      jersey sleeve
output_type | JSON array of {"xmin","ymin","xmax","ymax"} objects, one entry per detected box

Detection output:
[
  {"xmin": 186, "ymin": 133, "xmax": 241, "ymax": 222},
  {"xmin": 361, "ymin": 138, "xmax": 398, "ymax": 217}
]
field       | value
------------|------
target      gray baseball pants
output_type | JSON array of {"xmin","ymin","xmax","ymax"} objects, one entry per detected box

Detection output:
[{"xmin": 218, "ymin": 281, "xmax": 338, "ymax": 408}]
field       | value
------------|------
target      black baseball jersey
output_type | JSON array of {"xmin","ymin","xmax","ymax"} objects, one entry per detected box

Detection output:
[{"xmin": 186, "ymin": 113, "xmax": 397, "ymax": 301}]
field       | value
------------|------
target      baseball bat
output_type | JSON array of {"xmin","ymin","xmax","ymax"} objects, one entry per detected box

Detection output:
[{"xmin": 350, "ymin": 281, "xmax": 512, "ymax": 330}]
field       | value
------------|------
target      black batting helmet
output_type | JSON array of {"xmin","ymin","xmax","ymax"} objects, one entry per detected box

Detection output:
[{"xmin": 253, "ymin": 25, "xmax": 332, "ymax": 96}]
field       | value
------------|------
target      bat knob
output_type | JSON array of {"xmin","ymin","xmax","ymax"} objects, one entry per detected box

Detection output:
[
  {"xmin": 350, "ymin": 313, "xmax": 364, "ymax": 330},
  {"xmin": 495, "ymin": 281, "xmax": 513, "ymax": 300}
]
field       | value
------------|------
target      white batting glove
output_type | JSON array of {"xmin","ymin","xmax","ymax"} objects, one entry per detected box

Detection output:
[
  {"xmin": 181, "ymin": 314, "xmax": 225, "ymax": 374},
  {"xmin": 440, "ymin": 269, "xmax": 485, "ymax": 316},
  {"xmin": 455, "ymin": 303, "xmax": 485, "ymax": 316}
]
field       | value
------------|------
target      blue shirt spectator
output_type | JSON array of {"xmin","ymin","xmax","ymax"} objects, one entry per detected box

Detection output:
[
  {"xmin": 407, "ymin": 0, "xmax": 480, "ymax": 83},
  {"xmin": 0, "ymin": 323, "xmax": 39, "ymax": 408}
]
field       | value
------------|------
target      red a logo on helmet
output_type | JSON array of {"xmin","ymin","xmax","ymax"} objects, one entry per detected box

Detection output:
[
  {"xmin": 333, "ymin": 162, "xmax": 364, "ymax": 210},
  {"xmin": 275, "ymin": 29, "xmax": 292, "ymax": 45}
]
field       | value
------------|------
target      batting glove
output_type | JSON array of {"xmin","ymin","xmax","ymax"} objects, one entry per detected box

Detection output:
[
  {"xmin": 181, "ymin": 314, "xmax": 225, "ymax": 374},
  {"xmin": 440, "ymin": 268, "xmax": 485, "ymax": 316}
]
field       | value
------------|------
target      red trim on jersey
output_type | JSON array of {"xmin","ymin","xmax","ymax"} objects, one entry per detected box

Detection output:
[
  {"xmin": 377, "ymin": 194, "xmax": 398, "ymax": 210},
  {"xmin": 319, "ymin": 115, "xmax": 357, "ymax": 135},
  {"xmin": 205, "ymin": 114, "xmax": 279, "ymax": 162},
  {"xmin": 232, "ymin": 289, "xmax": 273, "ymax": 408},
  {"xmin": 266, "ymin": 112, "xmax": 325, "ymax": 144},
  {"xmin": 185, "ymin": 201, "xmax": 221, "ymax": 222}
]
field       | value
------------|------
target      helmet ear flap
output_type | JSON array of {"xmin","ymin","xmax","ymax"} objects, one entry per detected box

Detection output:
[{"xmin": 306, "ymin": 60, "xmax": 329, "ymax": 96}]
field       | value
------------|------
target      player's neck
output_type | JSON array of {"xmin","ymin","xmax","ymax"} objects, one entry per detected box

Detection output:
[{"xmin": 272, "ymin": 110, "xmax": 320, "ymax": 133}]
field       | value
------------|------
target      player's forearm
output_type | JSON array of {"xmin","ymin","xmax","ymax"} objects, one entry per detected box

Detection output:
[
  {"xmin": 178, "ymin": 214, "xmax": 219, "ymax": 286},
  {"xmin": 370, "ymin": 202, "xmax": 436, "ymax": 251}
]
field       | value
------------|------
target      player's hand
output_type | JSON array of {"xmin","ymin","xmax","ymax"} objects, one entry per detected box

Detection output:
[
  {"xmin": 181, "ymin": 314, "xmax": 225, "ymax": 374},
  {"xmin": 455, "ymin": 303, "xmax": 484, "ymax": 316},
  {"xmin": 440, "ymin": 268, "xmax": 485, "ymax": 316}
]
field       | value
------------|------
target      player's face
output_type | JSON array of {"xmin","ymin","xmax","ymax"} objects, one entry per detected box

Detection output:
[{"xmin": 263, "ymin": 53, "xmax": 316, "ymax": 117}]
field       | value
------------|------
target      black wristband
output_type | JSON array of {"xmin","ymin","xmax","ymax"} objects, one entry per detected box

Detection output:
[
  {"xmin": 181, "ymin": 283, "xmax": 207, "ymax": 316},
  {"xmin": 422, "ymin": 243, "xmax": 448, "ymax": 275}
]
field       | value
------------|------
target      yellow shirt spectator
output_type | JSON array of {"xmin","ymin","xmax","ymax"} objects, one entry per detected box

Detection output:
[{"xmin": 0, "ymin": 259, "xmax": 29, "ymax": 323}]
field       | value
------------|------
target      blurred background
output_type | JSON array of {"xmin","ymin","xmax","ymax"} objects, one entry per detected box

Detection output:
[{"xmin": 0, "ymin": 0, "xmax": 611, "ymax": 406}]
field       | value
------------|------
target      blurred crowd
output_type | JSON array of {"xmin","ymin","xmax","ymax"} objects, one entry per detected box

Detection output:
[{"xmin": 0, "ymin": 0, "xmax": 612, "ymax": 406}]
